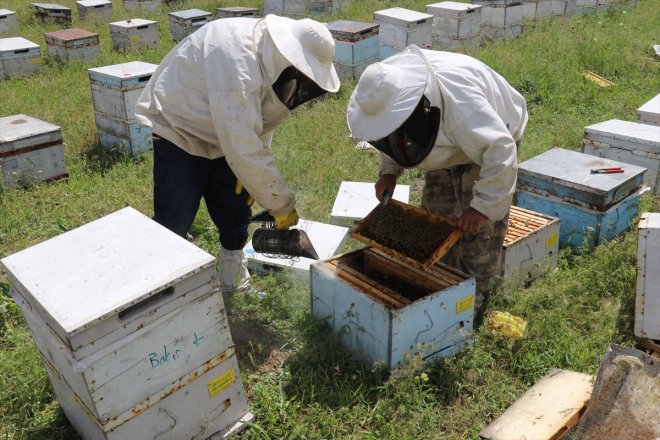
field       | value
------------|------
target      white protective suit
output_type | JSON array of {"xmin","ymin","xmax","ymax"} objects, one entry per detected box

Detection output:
[
  {"xmin": 135, "ymin": 18, "xmax": 297, "ymax": 216},
  {"xmin": 354, "ymin": 47, "xmax": 528, "ymax": 222}
]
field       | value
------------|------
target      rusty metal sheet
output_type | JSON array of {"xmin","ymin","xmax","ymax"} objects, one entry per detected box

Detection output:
[{"xmin": 45, "ymin": 27, "xmax": 98, "ymax": 42}]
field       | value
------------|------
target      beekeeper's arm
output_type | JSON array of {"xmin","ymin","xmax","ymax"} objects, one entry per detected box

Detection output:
[
  {"xmin": 447, "ymin": 103, "xmax": 518, "ymax": 225},
  {"xmin": 208, "ymin": 89, "xmax": 295, "ymax": 219}
]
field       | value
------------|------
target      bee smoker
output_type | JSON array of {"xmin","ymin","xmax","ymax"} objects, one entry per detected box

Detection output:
[{"xmin": 249, "ymin": 211, "xmax": 320, "ymax": 260}]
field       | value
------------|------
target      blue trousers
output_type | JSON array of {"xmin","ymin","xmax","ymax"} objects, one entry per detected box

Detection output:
[{"xmin": 152, "ymin": 136, "xmax": 251, "ymax": 251}]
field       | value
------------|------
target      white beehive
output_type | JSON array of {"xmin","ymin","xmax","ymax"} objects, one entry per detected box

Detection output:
[
  {"xmin": 426, "ymin": 2, "xmax": 482, "ymax": 48},
  {"xmin": 327, "ymin": 20, "xmax": 380, "ymax": 81},
  {"xmin": 0, "ymin": 9, "xmax": 20, "ymax": 37},
  {"xmin": 635, "ymin": 212, "xmax": 660, "ymax": 341},
  {"xmin": 263, "ymin": 0, "xmax": 307, "ymax": 19},
  {"xmin": 244, "ymin": 219, "xmax": 349, "ymax": 280},
  {"xmin": 551, "ymin": 0, "xmax": 577, "ymax": 14},
  {"xmin": 374, "ymin": 7, "xmax": 434, "ymax": 54},
  {"xmin": 76, "ymin": 0, "xmax": 113, "ymax": 22},
  {"xmin": 109, "ymin": 18, "xmax": 159, "ymax": 51},
  {"xmin": 0, "ymin": 37, "xmax": 42, "ymax": 80},
  {"xmin": 45, "ymin": 28, "xmax": 100, "ymax": 62},
  {"xmin": 0, "ymin": 114, "xmax": 68, "ymax": 188},
  {"xmin": 215, "ymin": 6, "xmax": 260, "ymax": 18},
  {"xmin": 123, "ymin": 0, "xmax": 162, "ymax": 13},
  {"xmin": 309, "ymin": 0, "xmax": 333, "ymax": 12},
  {"xmin": 480, "ymin": 2, "xmax": 524, "ymax": 40},
  {"xmin": 31, "ymin": 3, "xmax": 72, "ymax": 24},
  {"xmin": 0, "ymin": 207, "xmax": 253, "ymax": 439},
  {"xmin": 330, "ymin": 181, "xmax": 410, "ymax": 226},
  {"xmin": 583, "ymin": 119, "xmax": 660, "ymax": 195},
  {"xmin": 637, "ymin": 94, "xmax": 660, "ymax": 127},
  {"xmin": 521, "ymin": 0, "xmax": 553, "ymax": 20},
  {"xmin": 169, "ymin": 9, "xmax": 212, "ymax": 42},
  {"xmin": 502, "ymin": 206, "xmax": 560, "ymax": 286},
  {"xmin": 89, "ymin": 61, "xmax": 157, "ymax": 155}
]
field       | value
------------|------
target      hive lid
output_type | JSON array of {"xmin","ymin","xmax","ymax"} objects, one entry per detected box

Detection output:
[
  {"xmin": 331, "ymin": 181, "xmax": 409, "ymax": 223},
  {"xmin": 351, "ymin": 199, "xmax": 463, "ymax": 271},
  {"xmin": 0, "ymin": 207, "xmax": 216, "ymax": 343},
  {"xmin": 374, "ymin": 7, "xmax": 433, "ymax": 26},
  {"xmin": 327, "ymin": 20, "xmax": 379, "ymax": 40},
  {"xmin": 0, "ymin": 37, "xmax": 40, "ymax": 52},
  {"xmin": 76, "ymin": 0, "xmax": 111, "ymax": 6},
  {"xmin": 169, "ymin": 9, "xmax": 212, "ymax": 19},
  {"xmin": 216, "ymin": 6, "xmax": 259, "ymax": 12},
  {"xmin": 109, "ymin": 18, "xmax": 157, "ymax": 30},
  {"xmin": 584, "ymin": 119, "xmax": 660, "ymax": 152},
  {"xmin": 0, "ymin": 9, "xmax": 16, "ymax": 16},
  {"xmin": 0, "ymin": 115, "xmax": 61, "ymax": 152},
  {"xmin": 427, "ymin": 2, "xmax": 483, "ymax": 15},
  {"xmin": 31, "ymin": 3, "xmax": 71, "ymax": 11},
  {"xmin": 638, "ymin": 94, "xmax": 660, "ymax": 114},
  {"xmin": 518, "ymin": 148, "xmax": 647, "ymax": 209},
  {"xmin": 88, "ymin": 60, "xmax": 157, "ymax": 83},
  {"xmin": 45, "ymin": 28, "xmax": 98, "ymax": 41}
]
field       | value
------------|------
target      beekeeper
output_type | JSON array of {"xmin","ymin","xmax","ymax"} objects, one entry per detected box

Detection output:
[
  {"xmin": 135, "ymin": 15, "xmax": 339, "ymax": 293},
  {"xmin": 347, "ymin": 46, "xmax": 527, "ymax": 311}
]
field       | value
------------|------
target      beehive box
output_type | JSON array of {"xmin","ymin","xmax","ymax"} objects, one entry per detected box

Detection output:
[
  {"xmin": 0, "ymin": 207, "xmax": 253, "ymax": 439},
  {"xmin": 637, "ymin": 94, "xmax": 660, "ymax": 127},
  {"xmin": 109, "ymin": 18, "xmax": 159, "ymax": 51},
  {"xmin": 89, "ymin": 61, "xmax": 157, "ymax": 155},
  {"xmin": 521, "ymin": 0, "xmax": 553, "ymax": 20},
  {"xmin": 583, "ymin": 119, "xmax": 660, "ymax": 195},
  {"xmin": 0, "ymin": 9, "xmax": 19, "ymax": 36},
  {"xmin": 244, "ymin": 219, "xmax": 349, "ymax": 280},
  {"xmin": 517, "ymin": 147, "xmax": 647, "ymax": 249},
  {"xmin": 426, "ymin": 2, "xmax": 482, "ymax": 46},
  {"xmin": 551, "ymin": 0, "xmax": 577, "ymax": 14},
  {"xmin": 330, "ymin": 181, "xmax": 410, "ymax": 226},
  {"xmin": 215, "ymin": 6, "xmax": 259, "ymax": 18},
  {"xmin": 374, "ymin": 7, "xmax": 434, "ymax": 52},
  {"xmin": 635, "ymin": 212, "xmax": 660, "ymax": 341},
  {"xmin": 31, "ymin": 3, "xmax": 72, "ymax": 24},
  {"xmin": 169, "ymin": 9, "xmax": 212, "ymax": 42},
  {"xmin": 502, "ymin": 206, "xmax": 560, "ymax": 286},
  {"xmin": 45, "ymin": 28, "xmax": 100, "ymax": 62},
  {"xmin": 480, "ymin": 2, "xmax": 524, "ymax": 39},
  {"xmin": 0, "ymin": 37, "xmax": 42, "ymax": 80},
  {"xmin": 263, "ymin": 0, "xmax": 307, "ymax": 19},
  {"xmin": 123, "ymin": 0, "xmax": 162, "ymax": 13},
  {"xmin": 0, "ymin": 114, "xmax": 67, "ymax": 187},
  {"xmin": 327, "ymin": 21, "xmax": 379, "ymax": 81},
  {"xmin": 76, "ymin": 0, "xmax": 113, "ymax": 22},
  {"xmin": 310, "ymin": 0, "xmax": 332, "ymax": 12},
  {"xmin": 311, "ymin": 248, "xmax": 475, "ymax": 369}
]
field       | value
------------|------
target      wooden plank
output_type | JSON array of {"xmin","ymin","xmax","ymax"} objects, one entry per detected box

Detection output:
[
  {"xmin": 480, "ymin": 369, "xmax": 594, "ymax": 440},
  {"xmin": 327, "ymin": 260, "xmax": 409, "ymax": 308}
]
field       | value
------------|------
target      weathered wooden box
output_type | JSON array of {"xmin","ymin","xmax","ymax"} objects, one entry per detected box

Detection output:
[
  {"xmin": 374, "ymin": 7, "xmax": 434, "ymax": 52},
  {"xmin": 169, "ymin": 9, "xmax": 212, "ymax": 42},
  {"xmin": 263, "ymin": 0, "xmax": 307, "ymax": 19},
  {"xmin": 327, "ymin": 20, "xmax": 379, "ymax": 81},
  {"xmin": 583, "ymin": 119, "xmax": 660, "ymax": 195},
  {"xmin": 123, "ymin": 0, "xmax": 162, "ymax": 13},
  {"xmin": 0, "ymin": 9, "xmax": 19, "ymax": 37},
  {"xmin": 502, "ymin": 206, "xmax": 560, "ymax": 286},
  {"xmin": 89, "ymin": 61, "xmax": 157, "ymax": 155},
  {"xmin": 480, "ymin": 2, "xmax": 524, "ymax": 39},
  {"xmin": 635, "ymin": 212, "xmax": 660, "ymax": 341},
  {"xmin": 521, "ymin": 0, "xmax": 553, "ymax": 20},
  {"xmin": 76, "ymin": 0, "xmax": 113, "ymax": 22},
  {"xmin": 45, "ymin": 28, "xmax": 100, "ymax": 62},
  {"xmin": 109, "ymin": 18, "xmax": 159, "ymax": 51},
  {"xmin": 244, "ymin": 219, "xmax": 349, "ymax": 280},
  {"xmin": 0, "ymin": 207, "xmax": 252, "ymax": 439},
  {"xmin": 311, "ymin": 248, "xmax": 475, "ymax": 369},
  {"xmin": 310, "ymin": 0, "xmax": 333, "ymax": 12},
  {"xmin": 637, "ymin": 94, "xmax": 660, "ymax": 127},
  {"xmin": 31, "ymin": 3, "xmax": 72, "ymax": 24},
  {"xmin": 330, "ymin": 181, "xmax": 410, "ymax": 226},
  {"xmin": 0, "ymin": 114, "xmax": 67, "ymax": 187},
  {"xmin": 215, "ymin": 6, "xmax": 259, "ymax": 18},
  {"xmin": 0, "ymin": 37, "xmax": 42, "ymax": 80},
  {"xmin": 427, "ymin": 2, "xmax": 482, "ymax": 45},
  {"xmin": 517, "ymin": 148, "xmax": 647, "ymax": 249}
]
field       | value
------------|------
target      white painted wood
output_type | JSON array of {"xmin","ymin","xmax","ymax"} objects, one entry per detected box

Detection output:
[
  {"xmin": 378, "ymin": 22, "xmax": 433, "ymax": 50},
  {"xmin": 123, "ymin": 0, "xmax": 161, "ymax": 13},
  {"xmin": 330, "ymin": 181, "xmax": 410, "ymax": 226},
  {"xmin": 428, "ymin": 3, "xmax": 482, "ymax": 40},
  {"xmin": 635, "ymin": 213, "xmax": 660, "ymax": 340},
  {"xmin": 374, "ymin": 7, "xmax": 434, "ymax": 28},
  {"xmin": 521, "ymin": 0, "xmax": 553, "ymax": 19},
  {"xmin": 31, "ymin": 3, "xmax": 71, "ymax": 23},
  {"xmin": 76, "ymin": 0, "xmax": 112, "ymax": 22},
  {"xmin": 0, "ymin": 37, "xmax": 42, "ymax": 79},
  {"xmin": 215, "ymin": 7, "xmax": 259, "ymax": 18},
  {"xmin": 0, "ymin": 10, "xmax": 19, "ymax": 36},
  {"xmin": 245, "ymin": 219, "xmax": 349, "ymax": 279},
  {"xmin": 263, "ymin": 0, "xmax": 307, "ymax": 18},
  {"xmin": 169, "ymin": 9, "xmax": 212, "ymax": 42},
  {"xmin": 480, "ymin": 3, "xmax": 524, "ymax": 27},
  {"xmin": 637, "ymin": 94, "xmax": 660, "ymax": 127},
  {"xmin": 109, "ymin": 19, "xmax": 159, "ymax": 50}
]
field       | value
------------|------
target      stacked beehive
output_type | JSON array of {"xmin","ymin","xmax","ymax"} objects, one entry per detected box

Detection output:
[
  {"xmin": 473, "ymin": 0, "xmax": 524, "ymax": 40},
  {"xmin": 374, "ymin": 7, "xmax": 434, "ymax": 60},
  {"xmin": 326, "ymin": 20, "xmax": 380, "ymax": 81},
  {"xmin": 0, "ymin": 9, "xmax": 19, "ymax": 36},
  {"xmin": 76, "ymin": 0, "xmax": 113, "ymax": 22},
  {"xmin": 0, "ymin": 207, "xmax": 253, "ymax": 440},
  {"xmin": 637, "ymin": 94, "xmax": 660, "ymax": 127},
  {"xmin": 109, "ymin": 19, "xmax": 159, "ymax": 51},
  {"xmin": 44, "ymin": 28, "xmax": 100, "ymax": 62},
  {"xmin": 0, "ymin": 37, "xmax": 42, "ymax": 80},
  {"xmin": 31, "ymin": 3, "xmax": 72, "ymax": 24},
  {"xmin": 169, "ymin": 9, "xmax": 212, "ymax": 42},
  {"xmin": 215, "ymin": 7, "xmax": 260, "ymax": 18},
  {"xmin": 426, "ymin": 1, "xmax": 483, "ymax": 48},
  {"xmin": 89, "ymin": 61, "xmax": 157, "ymax": 156},
  {"xmin": 520, "ymin": 0, "xmax": 553, "ymax": 20},
  {"xmin": 263, "ymin": 0, "xmax": 307, "ymax": 19}
]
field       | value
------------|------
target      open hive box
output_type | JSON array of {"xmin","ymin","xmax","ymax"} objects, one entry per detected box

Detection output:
[{"xmin": 311, "ymin": 200, "xmax": 474, "ymax": 369}]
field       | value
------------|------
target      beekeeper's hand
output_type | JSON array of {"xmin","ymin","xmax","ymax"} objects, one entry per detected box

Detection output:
[
  {"xmin": 234, "ymin": 180, "xmax": 254, "ymax": 207},
  {"xmin": 459, "ymin": 208, "xmax": 489, "ymax": 234},
  {"xmin": 274, "ymin": 206, "xmax": 299, "ymax": 230},
  {"xmin": 375, "ymin": 174, "xmax": 397, "ymax": 202}
]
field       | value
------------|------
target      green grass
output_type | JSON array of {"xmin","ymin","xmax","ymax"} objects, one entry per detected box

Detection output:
[{"xmin": 1, "ymin": 0, "xmax": 659, "ymax": 438}]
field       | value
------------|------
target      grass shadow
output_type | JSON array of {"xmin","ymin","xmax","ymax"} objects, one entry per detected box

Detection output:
[
  {"xmin": 23, "ymin": 408, "xmax": 80, "ymax": 440},
  {"xmin": 82, "ymin": 142, "xmax": 149, "ymax": 176}
]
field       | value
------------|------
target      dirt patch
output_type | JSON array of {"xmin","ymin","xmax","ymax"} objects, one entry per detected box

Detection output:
[
  {"xmin": 229, "ymin": 318, "xmax": 291, "ymax": 375},
  {"xmin": 359, "ymin": 203, "xmax": 456, "ymax": 262}
]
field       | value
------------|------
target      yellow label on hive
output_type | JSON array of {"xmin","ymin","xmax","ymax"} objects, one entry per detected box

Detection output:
[
  {"xmin": 207, "ymin": 368, "xmax": 236, "ymax": 399},
  {"xmin": 130, "ymin": 35, "xmax": 138, "ymax": 43},
  {"xmin": 32, "ymin": 57, "xmax": 42, "ymax": 65},
  {"xmin": 545, "ymin": 232, "xmax": 559, "ymax": 249},
  {"xmin": 456, "ymin": 295, "xmax": 474, "ymax": 315}
]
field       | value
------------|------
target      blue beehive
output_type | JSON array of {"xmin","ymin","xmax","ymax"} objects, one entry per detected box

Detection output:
[
  {"xmin": 516, "ymin": 148, "xmax": 647, "ymax": 249},
  {"xmin": 327, "ymin": 20, "xmax": 379, "ymax": 81}
]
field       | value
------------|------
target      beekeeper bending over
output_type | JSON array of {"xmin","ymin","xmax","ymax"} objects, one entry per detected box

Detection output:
[
  {"xmin": 135, "ymin": 16, "xmax": 339, "ymax": 293},
  {"xmin": 347, "ymin": 46, "xmax": 527, "ymax": 313}
]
